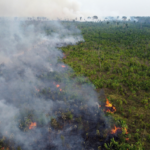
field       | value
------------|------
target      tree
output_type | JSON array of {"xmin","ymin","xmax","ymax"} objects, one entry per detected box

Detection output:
[
  {"xmin": 122, "ymin": 16, "xmax": 127, "ymax": 21},
  {"xmin": 93, "ymin": 16, "xmax": 98, "ymax": 20}
]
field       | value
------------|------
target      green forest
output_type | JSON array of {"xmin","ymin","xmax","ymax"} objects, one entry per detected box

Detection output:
[{"xmin": 60, "ymin": 20, "xmax": 150, "ymax": 150}]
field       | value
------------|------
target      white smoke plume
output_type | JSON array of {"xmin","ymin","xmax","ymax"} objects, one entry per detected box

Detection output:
[
  {"xmin": 0, "ymin": 0, "xmax": 147, "ymax": 21},
  {"xmin": 0, "ymin": 0, "xmax": 82, "ymax": 19}
]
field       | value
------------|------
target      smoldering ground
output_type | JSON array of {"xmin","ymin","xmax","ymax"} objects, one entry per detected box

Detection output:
[{"xmin": 0, "ymin": 20, "xmax": 114, "ymax": 150}]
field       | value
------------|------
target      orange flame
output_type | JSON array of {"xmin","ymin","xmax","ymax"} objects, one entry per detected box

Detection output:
[
  {"xmin": 105, "ymin": 98, "xmax": 116, "ymax": 113},
  {"xmin": 106, "ymin": 110, "xmax": 112, "ymax": 113},
  {"xmin": 61, "ymin": 65, "xmax": 66, "ymax": 68},
  {"xmin": 56, "ymin": 84, "xmax": 60, "ymax": 88},
  {"xmin": 105, "ymin": 98, "xmax": 112, "ymax": 107},
  {"xmin": 111, "ymin": 126, "xmax": 121, "ymax": 134},
  {"xmin": 111, "ymin": 126, "xmax": 129, "ymax": 136},
  {"xmin": 29, "ymin": 122, "xmax": 37, "ymax": 129},
  {"xmin": 53, "ymin": 83, "xmax": 62, "ymax": 91}
]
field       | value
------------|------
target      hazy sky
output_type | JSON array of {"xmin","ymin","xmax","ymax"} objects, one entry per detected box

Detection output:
[
  {"xmin": 78, "ymin": 0, "xmax": 150, "ymax": 16},
  {"xmin": 0, "ymin": 0, "xmax": 149, "ymax": 18}
]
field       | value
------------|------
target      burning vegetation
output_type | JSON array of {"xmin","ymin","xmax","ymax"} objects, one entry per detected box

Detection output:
[
  {"xmin": 29, "ymin": 122, "xmax": 37, "ymax": 130},
  {"xmin": 104, "ymin": 98, "xmax": 116, "ymax": 113},
  {"xmin": 0, "ymin": 20, "xmax": 133, "ymax": 150}
]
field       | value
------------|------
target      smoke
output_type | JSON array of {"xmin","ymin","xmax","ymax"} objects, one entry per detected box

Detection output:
[
  {"xmin": 1, "ymin": 0, "xmax": 148, "ymax": 21},
  {"xmin": 0, "ymin": 0, "xmax": 82, "ymax": 19},
  {"xmin": 0, "ymin": 20, "xmax": 113, "ymax": 150}
]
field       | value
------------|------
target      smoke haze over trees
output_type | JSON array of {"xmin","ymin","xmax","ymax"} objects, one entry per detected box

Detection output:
[{"xmin": 0, "ymin": 0, "xmax": 150, "ymax": 19}]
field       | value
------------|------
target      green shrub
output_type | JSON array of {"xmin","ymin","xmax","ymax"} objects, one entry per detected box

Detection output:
[{"xmin": 147, "ymin": 134, "xmax": 150, "ymax": 142}]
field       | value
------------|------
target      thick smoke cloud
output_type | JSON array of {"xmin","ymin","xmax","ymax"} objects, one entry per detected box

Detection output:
[
  {"xmin": 0, "ymin": 0, "xmax": 150, "ymax": 19},
  {"xmin": 0, "ymin": 20, "xmax": 112, "ymax": 149},
  {"xmin": 0, "ymin": 0, "xmax": 82, "ymax": 19}
]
